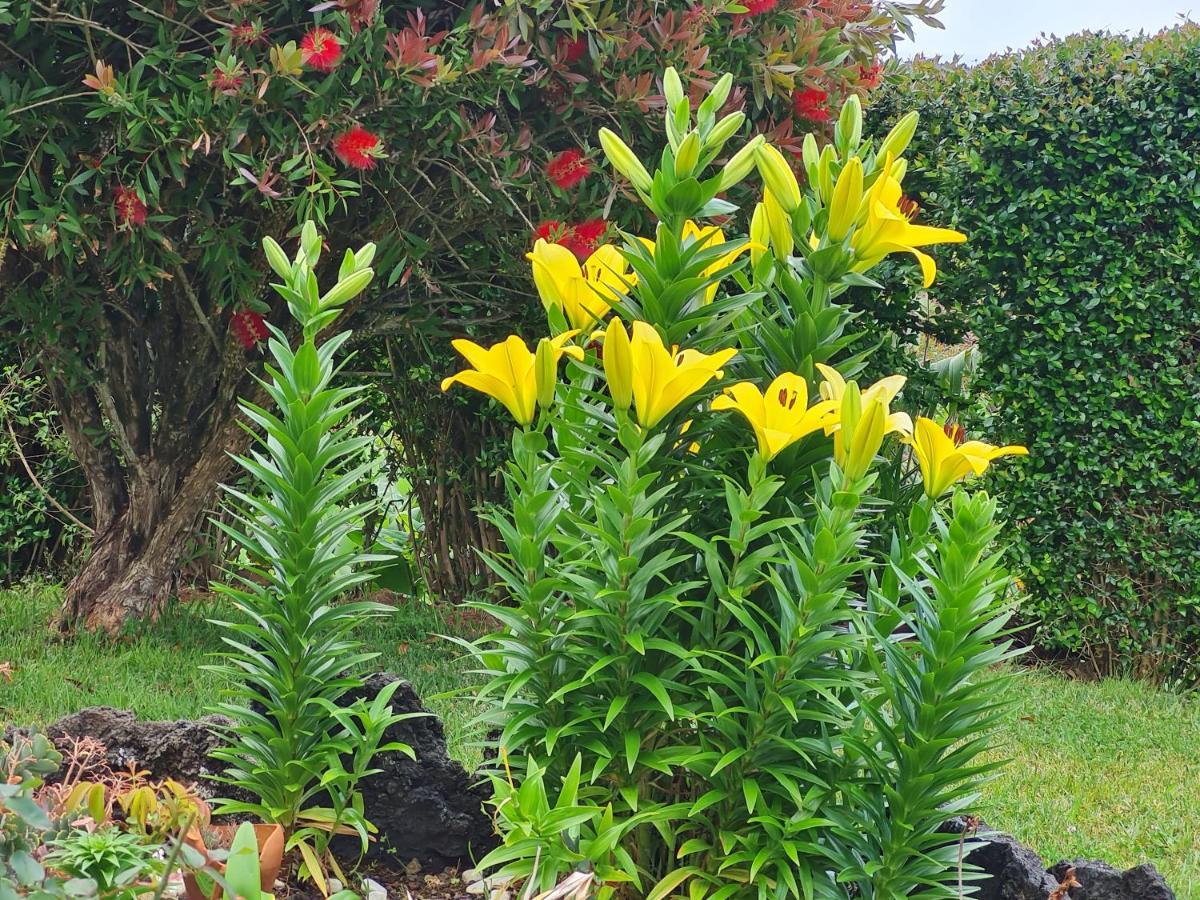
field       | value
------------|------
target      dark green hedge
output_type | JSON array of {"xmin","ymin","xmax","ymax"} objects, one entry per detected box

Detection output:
[{"xmin": 874, "ymin": 28, "xmax": 1200, "ymax": 684}]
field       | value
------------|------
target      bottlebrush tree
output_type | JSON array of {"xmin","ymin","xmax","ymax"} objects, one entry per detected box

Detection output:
[{"xmin": 0, "ymin": 0, "xmax": 941, "ymax": 630}]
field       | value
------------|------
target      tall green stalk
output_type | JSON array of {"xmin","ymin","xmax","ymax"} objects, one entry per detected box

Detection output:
[{"xmin": 208, "ymin": 222, "xmax": 413, "ymax": 886}]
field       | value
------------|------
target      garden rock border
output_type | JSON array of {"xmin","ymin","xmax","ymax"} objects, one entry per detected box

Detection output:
[
  {"xmin": 942, "ymin": 817, "xmax": 1176, "ymax": 899},
  {"xmin": 8, "ymin": 691, "xmax": 1178, "ymax": 897},
  {"xmin": 8, "ymin": 673, "xmax": 495, "ymax": 871}
]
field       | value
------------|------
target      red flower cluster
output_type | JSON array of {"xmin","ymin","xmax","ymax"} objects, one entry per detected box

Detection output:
[
  {"xmin": 113, "ymin": 186, "xmax": 147, "ymax": 227},
  {"xmin": 858, "ymin": 61, "xmax": 883, "ymax": 90},
  {"xmin": 332, "ymin": 126, "xmax": 383, "ymax": 170},
  {"xmin": 231, "ymin": 310, "xmax": 269, "ymax": 349},
  {"xmin": 546, "ymin": 149, "xmax": 590, "ymax": 190},
  {"xmin": 534, "ymin": 218, "xmax": 607, "ymax": 262},
  {"xmin": 209, "ymin": 69, "xmax": 244, "ymax": 95},
  {"xmin": 742, "ymin": 0, "xmax": 780, "ymax": 14},
  {"xmin": 228, "ymin": 20, "xmax": 265, "ymax": 45},
  {"xmin": 556, "ymin": 34, "xmax": 588, "ymax": 64},
  {"xmin": 793, "ymin": 87, "xmax": 831, "ymax": 122},
  {"xmin": 300, "ymin": 27, "xmax": 343, "ymax": 72}
]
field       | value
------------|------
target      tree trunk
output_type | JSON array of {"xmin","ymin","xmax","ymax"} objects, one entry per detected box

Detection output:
[
  {"xmin": 45, "ymin": 271, "xmax": 262, "ymax": 634},
  {"xmin": 57, "ymin": 425, "xmax": 241, "ymax": 632}
]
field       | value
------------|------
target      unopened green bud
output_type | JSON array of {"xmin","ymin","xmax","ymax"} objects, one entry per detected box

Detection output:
[
  {"xmin": 663, "ymin": 67, "xmax": 685, "ymax": 110},
  {"xmin": 879, "ymin": 111, "xmax": 919, "ymax": 162},
  {"xmin": 706, "ymin": 111, "xmax": 746, "ymax": 151},
  {"xmin": 262, "ymin": 236, "xmax": 292, "ymax": 281},
  {"xmin": 801, "ymin": 132, "xmax": 820, "ymax": 186},
  {"xmin": 675, "ymin": 131, "xmax": 701, "ymax": 178},
  {"xmin": 353, "ymin": 242, "xmax": 376, "ymax": 270},
  {"xmin": 535, "ymin": 338, "xmax": 557, "ymax": 410},
  {"xmin": 755, "ymin": 143, "xmax": 801, "ymax": 213},
  {"xmin": 698, "ymin": 72, "xmax": 733, "ymax": 120},
  {"xmin": 599, "ymin": 128, "xmax": 654, "ymax": 194},
  {"xmin": 319, "ymin": 266, "xmax": 373, "ymax": 309},
  {"xmin": 835, "ymin": 94, "xmax": 863, "ymax": 156},
  {"xmin": 716, "ymin": 134, "xmax": 764, "ymax": 192},
  {"xmin": 817, "ymin": 144, "xmax": 836, "ymax": 202},
  {"xmin": 300, "ymin": 220, "xmax": 321, "ymax": 266}
]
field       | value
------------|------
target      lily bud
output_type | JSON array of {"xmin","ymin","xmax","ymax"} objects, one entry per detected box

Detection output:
[
  {"xmin": 890, "ymin": 157, "xmax": 909, "ymax": 184},
  {"xmin": 698, "ymin": 72, "xmax": 734, "ymax": 120},
  {"xmin": 706, "ymin": 111, "xmax": 746, "ymax": 151},
  {"xmin": 801, "ymin": 133, "xmax": 820, "ymax": 187},
  {"xmin": 755, "ymin": 143, "xmax": 801, "ymax": 213},
  {"xmin": 663, "ymin": 67, "xmax": 685, "ymax": 110},
  {"xmin": 599, "ymin": 128, "xmax": 654, "ymax": 194},
  {"xmin": 750, "ymin": 202, "xmax": 770, "ymax": 266},
  {"xmin": 319, "ymin": 266, "xmax": 373, "ymax": 309},
  {"xmin": 817, "ymin": 144, "xmax": 836, "ymax": 203},
  {"xmin": 602, "ymin": 318, "xmax": 633, "ymax": 411},
  {"xmin": 674, "ymin": 131, "xmax": 701, "ymax": 178},
  {"xmin": 262, "ymin": 236, "xmax": 292, "ymax": 281},
  {"xmin": 300, "ymin": 219, "xmax": 321, "ymax": 266},
  {"xmin": 716, "ymin": 134, "xmax": 764, "ymax": 192},
  {"xmin": 535, "ymin": 337, "xmax": 558, "ymax": 410},
  {"xmin": 835, "ymin": 94, "xmax": 863, "ymax": 155},
  {"xmin": 879, "ymin": 111, "xmax": 919, "ymax": 162},
  {"xmin": 763, "ymin": 189, "xmax": 794, "ymax": 260},
  {"xmin": 353, "ymin": 242, "xmax": 377, "ymax": 271},
  {"xmin": 827, "ymin": 157, "xmax": 864, "ymax": 241},
  {"xmin": 845, "ymin": 397, "xmax": 886, "ymax": 481}
]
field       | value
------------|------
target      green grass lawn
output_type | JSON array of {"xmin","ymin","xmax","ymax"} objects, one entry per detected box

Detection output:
[{"xmin": 3, "ymin": 583, "xmax": 1198, "ymax": 895}]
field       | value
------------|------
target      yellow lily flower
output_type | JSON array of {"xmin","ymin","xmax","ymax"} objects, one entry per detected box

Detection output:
[
  {"xmin": 441, "ymin": 332, "xmax": 584, "ymax": 427},
  {"xmin": 608, "ymin": 320, "xmax": 736, "ymax": 428},
  {"xmin": 850, "ymin": 154, "xmax": 966, "ymax": 287},
  {"xmin": 642, "ymin": 221, "xmax": 753, "ymax": 305},
  {"xmin": 527, "ymin": 240, "xmax": 634, "ymax": 331},
  {"xmin": 712, "ymin": 372, "xmax": 838, "ymax": 461},
  {"xmin": 815, "ymin": 364, "xmax": 912, "ymax": 435},
  {"xmin": 906, "ymin": 416, "xmax": 1029, "ymax": 498}
]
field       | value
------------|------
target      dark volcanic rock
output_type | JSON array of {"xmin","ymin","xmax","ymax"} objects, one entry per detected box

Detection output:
[
  {"xmin": 25, "ymin": 707, "xmax": 232, "ymax": 796},
  {"xmin": 332, "ymin": 673, "xmax": 496, "ymax": 869},
  {"xmin": 1049, "ymin": 859, "xmax": 1176, "ymax": 900},
  {"xmin": 942, "ymin": 818, "xmax": 1059, "ymax": 900},
  {"xmin": 20, "ymin": 674, "xmax": 495, "ymax": 870},
  {"xmin": 939, "ymin": 819, "xmax": 1177, "ymax": 900}
]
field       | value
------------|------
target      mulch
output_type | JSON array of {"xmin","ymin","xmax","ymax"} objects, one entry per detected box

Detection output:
[{"xmin": 275, "ymin": 864, "xmax": 476, "ymax": 900}]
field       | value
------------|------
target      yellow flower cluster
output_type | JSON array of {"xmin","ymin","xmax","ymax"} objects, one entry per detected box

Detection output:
[
  {"xmin": 752, "ymin": 132, "xmax": 966, "ymax": 287},
  {"xmin": 441, "ymin": 324, "xmax": 1027, "ymax": 497},
  {"xmin": 526, "ymin": 219, "xmax": 750, "ymax": 333}
]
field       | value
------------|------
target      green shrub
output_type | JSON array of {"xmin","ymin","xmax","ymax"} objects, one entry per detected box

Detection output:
[
  {"xmin": 0, "ymin": 368, "xmax": 86, "ymax": 583},
  {"xmin": 873, "ymin": 27, "xmax": 1200, "ymax": 684}
]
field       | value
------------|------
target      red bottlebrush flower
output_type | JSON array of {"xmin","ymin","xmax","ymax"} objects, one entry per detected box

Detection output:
[
  {"xmin": 332, "ymin": 126, "xmax": 383, "ymax": 170},
  {"xmin": 229, "ymin": 20, "xmax": 266, "ymax": 45},
  {"xmin": 565, "ymin": 218, "xmax": 607, "ymax": 260},
  {"xmin": 556, "ymin": 34, "xmax": 588, "ymax": 64},
  {"xmin": 546, "ymin": 149, "xmax": 590, "ymax": 190},
  {"xmin": 112, "ymin": 186, "xmax": 147, "ymax": 228},
  {"xmin": 742, "ymin": 0, "xmax": 779, "ymax": 13},
  {"xmin": 793, "ymin": 86, "xmax": 831, "ymax": 122},
  {"xmin": 209, "ymin": 68, "xmax": 244, "ymax": 96},
  {"xmin": 858, "ymin": 61, "xmax": 883, "ymax": 90},
  {"xmin": 231, "ymin": 310, "xmax": 269, "ymax": 349},
  {"xmin": 300, "ymin": 27, "xmax": 343, "ymax": 72},
  {"xmin": 534, "ymin": 220, "xmax": 569, "ymax": 243}
]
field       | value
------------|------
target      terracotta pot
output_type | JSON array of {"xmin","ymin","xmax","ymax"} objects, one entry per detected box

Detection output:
[{"xmin": 181, "ymin": 822, "xmax": 285, "ymax": 900}]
